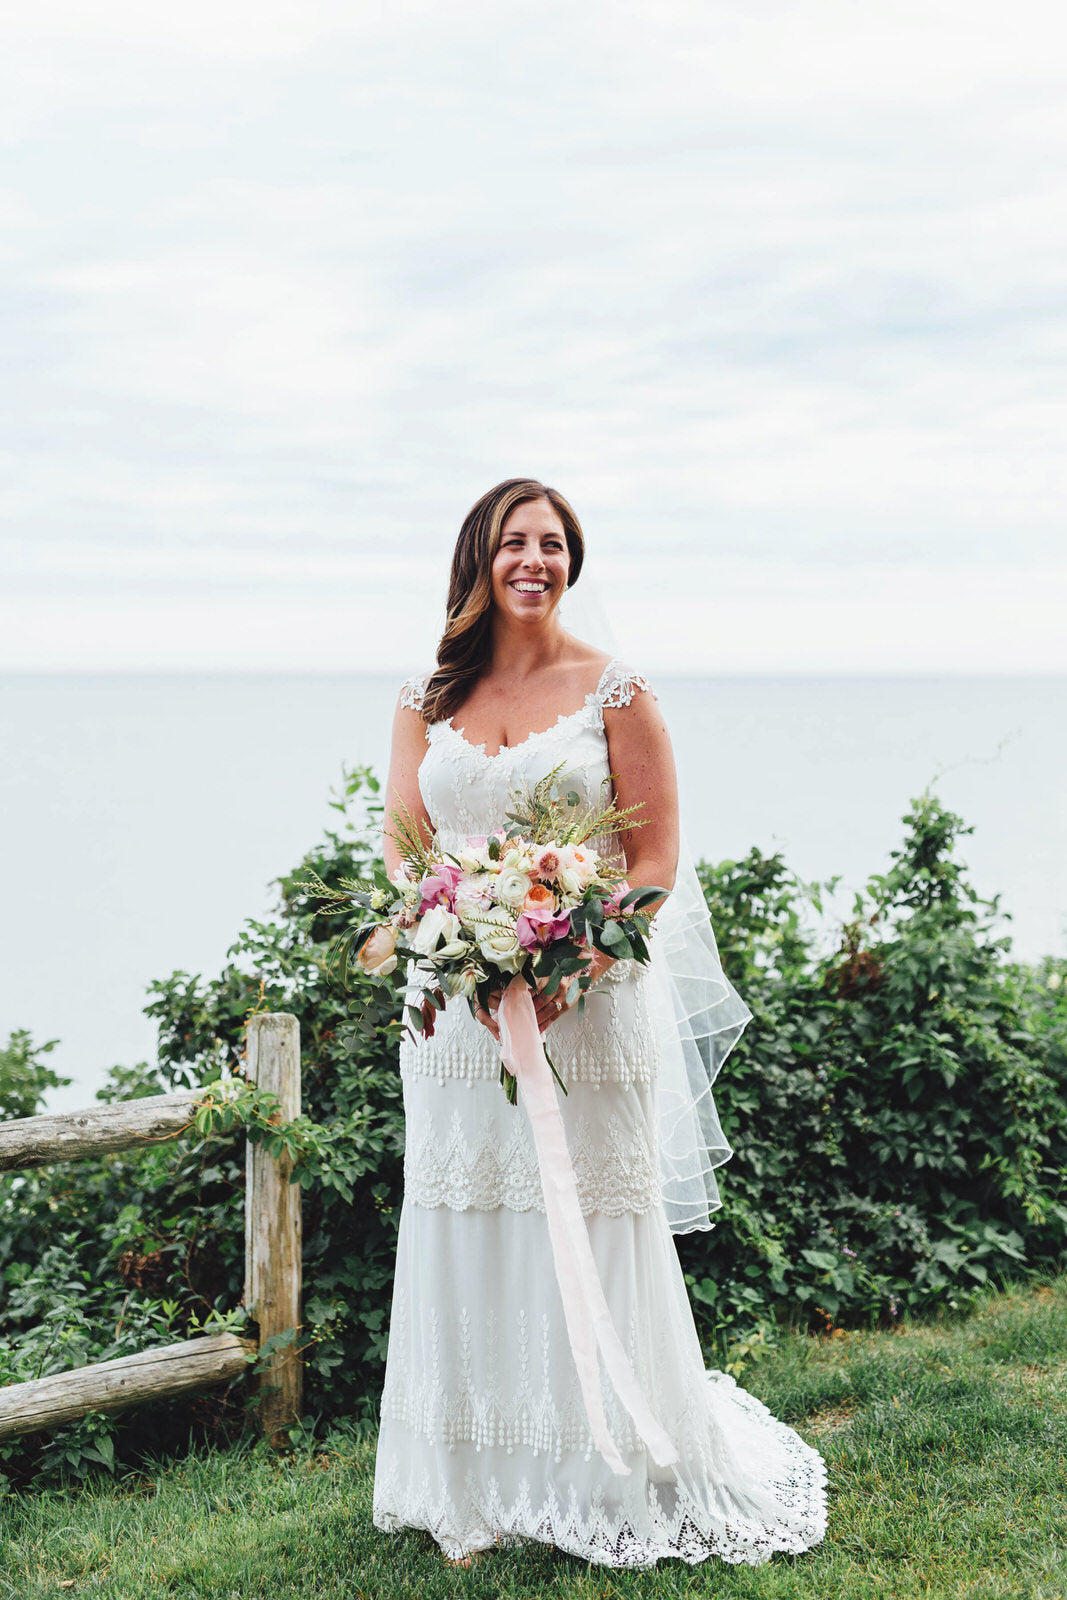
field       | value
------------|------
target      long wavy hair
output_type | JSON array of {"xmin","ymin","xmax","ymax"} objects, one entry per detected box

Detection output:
[{"xmin": 421, "ymin": 479, "xmax": 585, "ymax": 725}]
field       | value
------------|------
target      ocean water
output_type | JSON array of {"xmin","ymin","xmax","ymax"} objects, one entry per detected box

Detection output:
[{"xmin": 1, "ymin": 672, "xmax": 1064, "ymax": 1114}]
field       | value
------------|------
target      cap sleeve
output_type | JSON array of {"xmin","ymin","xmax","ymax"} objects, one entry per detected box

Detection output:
[
  {"xmin": 399, "ymin": 672, "xmax": 428, "ymax": 713},
  {"xmin": 594, "ymin": 658, "xmax": 657, "ymax": 710}
]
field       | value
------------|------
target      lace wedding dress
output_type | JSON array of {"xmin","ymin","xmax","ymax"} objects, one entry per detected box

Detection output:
[{"xmin": 371, "ymin": 660, "xmax": 828, "ymax": 1567}]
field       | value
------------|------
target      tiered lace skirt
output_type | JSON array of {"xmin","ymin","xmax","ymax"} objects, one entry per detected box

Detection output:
[{"xmin": 371, "ymin": 969, "xmax": 828, "ymax": 1567}]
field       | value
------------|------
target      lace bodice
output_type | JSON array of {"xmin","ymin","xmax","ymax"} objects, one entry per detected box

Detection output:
[
  {"xmin": 400, "ymin": 658, "xmax": 653, "ymax": 853},
  {"xmin": 395, "ymin": 657, "xmax": 658, "ymax": 1097}
]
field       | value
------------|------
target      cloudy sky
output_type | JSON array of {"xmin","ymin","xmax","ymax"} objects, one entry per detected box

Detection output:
[{"xmin": 2, "ymin": 0, "xmax": 1065, "ymax": 672}]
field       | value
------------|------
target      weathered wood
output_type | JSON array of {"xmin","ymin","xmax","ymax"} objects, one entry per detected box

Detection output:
[
  {"xmin": 0, "ymin": 1090, "xmax": 202, "ymax": 1172},
  {"xmin": 244, "ymin": 1012, "xmax": 302, "ymax": 1448},
  {"xmin": 0, "ymin": 1333, "xmax": 255, "ymax": 1440}
]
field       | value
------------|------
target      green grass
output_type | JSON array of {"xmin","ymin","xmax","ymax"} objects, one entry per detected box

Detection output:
[{"xmin": 4, "ymin": 1278, "xmax": 1067, "ymax": 1600}]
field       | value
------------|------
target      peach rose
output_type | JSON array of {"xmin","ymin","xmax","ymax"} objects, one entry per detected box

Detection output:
[
  {"xmin": 523, "ymin": 883, "xmax": 557, "ymax": 915},
  {"xmin": 356, "ymin": 923, "xmax": 398, "ymax": 978}
]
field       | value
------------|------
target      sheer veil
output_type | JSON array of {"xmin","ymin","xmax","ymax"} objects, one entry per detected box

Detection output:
[{"xmin": 559, "ymin": 577, "xmax": 753, "ymax": 1232}]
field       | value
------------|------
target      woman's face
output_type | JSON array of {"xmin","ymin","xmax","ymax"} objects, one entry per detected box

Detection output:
[{"xmin": 491, "ymin": 499, "xmax": 570, "ymax": 624}]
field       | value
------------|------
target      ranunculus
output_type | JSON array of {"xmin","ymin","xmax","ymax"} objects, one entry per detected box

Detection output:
[
  {"xmin": 523, "ymin": 882, "xmax": 557, "ymax": 915},
  {"xmin": 475, "ymin": 910, "xmax": 525, "ymax": 973},
  {"xmin": 356, "ymin": 923, "xmax": 398, "ymax": 978},
  {"xmin": 411, "ymin": 904, "xmax": 463, "ymax": 956},
  {"xmin": 493, "ymin": 865, "xmax": 534, "ymax": 909},
  {"xmin": 418, "ymin": 862, "xmax": 463, "ymax": 914},
  {"xmin": 516, "ymin": 905, "xmax": 573, "ymax": 951}
]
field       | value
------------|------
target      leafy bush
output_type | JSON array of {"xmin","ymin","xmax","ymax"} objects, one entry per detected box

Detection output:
[
  {"xmin": 2, "ymin": 769, "xmax": 1064, "ymax": 1488},
  {"xmin": 682, "ymin": 792, "xmax": 1067, "ymax": 1353},
  {"xmin": 1, "ymin": 1031, "xmax": 64, "ymax": 1121}
]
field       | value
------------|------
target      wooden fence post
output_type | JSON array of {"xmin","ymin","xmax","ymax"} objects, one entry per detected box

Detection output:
[{"xmin": 244, "ymin": 1012, "xmax": 302, "ymax": 1449}]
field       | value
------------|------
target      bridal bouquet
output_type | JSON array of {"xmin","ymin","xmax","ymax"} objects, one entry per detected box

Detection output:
[{"xmin": 297, "ymin": 767, "xmax": 665, "ymax": 1102}]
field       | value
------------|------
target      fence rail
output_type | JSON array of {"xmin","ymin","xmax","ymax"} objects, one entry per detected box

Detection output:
[
  {"xmin": 0, "ymin": 1090, "xmax": 203, "ymax": 1171},
  {"xmin": 0, "ymin": 1013, "xmax": 302, "ymax": 1450}
]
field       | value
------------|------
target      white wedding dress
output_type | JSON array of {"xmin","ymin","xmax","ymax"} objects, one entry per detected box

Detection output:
[{"xmin": 371, "ymin": 660, "xmax": 828, "ymax": 1567}]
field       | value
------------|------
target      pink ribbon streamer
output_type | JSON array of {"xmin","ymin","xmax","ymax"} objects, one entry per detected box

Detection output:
[{"xmin": 498, "ymin": 975, "xmax": 680, "ymax": 1478}]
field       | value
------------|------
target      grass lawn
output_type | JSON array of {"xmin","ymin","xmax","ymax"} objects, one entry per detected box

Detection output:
[{"xmin": 3, "ymin": 1277, "xmax": 1067, "ymax": 1600}]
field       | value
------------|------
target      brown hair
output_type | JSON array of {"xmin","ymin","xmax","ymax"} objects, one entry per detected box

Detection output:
[{"xmin": 422, "ymin": 478, "xmax": 585, "ymax": 724}]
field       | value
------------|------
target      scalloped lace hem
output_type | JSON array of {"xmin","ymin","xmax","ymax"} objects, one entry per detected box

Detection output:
[
  {"xmin": 373, "ymin": 1462, "xmax": 828, "ymax": 1570},
  {"xmin": 373, "ymin": 1373, "xmax": 829, "ymax": 1569}
]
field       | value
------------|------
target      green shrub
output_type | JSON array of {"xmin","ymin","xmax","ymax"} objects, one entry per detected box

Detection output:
[
  {"xmin": 2, "ymin": 769, "xmax": 1064, "ymax": 1488},
  {"xmin": 682, "ymin": 792, "xmax": 1067, "ymax": 1353}
]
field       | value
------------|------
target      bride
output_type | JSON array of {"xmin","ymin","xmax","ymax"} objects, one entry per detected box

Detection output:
[{"xmin": 371, "ymin": 478, "xmax": 828, "ymax": 1567}]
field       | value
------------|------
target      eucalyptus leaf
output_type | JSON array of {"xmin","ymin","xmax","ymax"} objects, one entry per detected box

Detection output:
[{"xmin": 619, "ymin": 885, "xmax": 668, "ymax": 911}]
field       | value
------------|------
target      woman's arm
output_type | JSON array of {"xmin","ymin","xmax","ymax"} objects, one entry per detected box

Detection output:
[
  {"xmin": 602, "ymin": 685, "xmax": 680, "ymax": 916},
  {"xmin": 382, "ymin": 693, "xmax": 434, "ymax": 882},
  {"xmin": 537, "ymin": 684, "xmax": 679, "ymax": 1029}
]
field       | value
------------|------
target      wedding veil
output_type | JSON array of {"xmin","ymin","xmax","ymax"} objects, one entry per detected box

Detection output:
[{"xmin": 559, "ymin": 577, "xmax": 753, "ymax": 1233}]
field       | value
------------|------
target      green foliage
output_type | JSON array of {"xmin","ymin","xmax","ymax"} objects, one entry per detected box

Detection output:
[
  {"xmin": 682, "ymin": 789, "xmax": 1067, "ymax": 1354},
  {"xmin": 0, "ymin": 1029, "xmax": 67, "ymax": 1120},
  {"xmin": 2, "ymin": 768, "xmax": 1065, "ymax": 1493}
]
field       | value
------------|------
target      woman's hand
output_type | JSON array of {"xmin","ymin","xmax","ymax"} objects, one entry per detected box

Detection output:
[
  {"xmin": 533, "ymin": 949, "xmax": 616, "ymax": 1033},
  {"xmin": 473, "ymin": 986, "xmax": 502, "ymax": 1043},
  {"xmin": 473, "ymin": 951, "xmax": 617, "ymax": 1042}
]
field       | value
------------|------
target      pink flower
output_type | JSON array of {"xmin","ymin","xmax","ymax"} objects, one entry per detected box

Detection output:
[
  {"xmin": 604, "ymin": 880, "xmax": 630, "ymax": 917},
  {"xmin": 533, "ymin": 845, "xmax": 561, "ymax": 881},
  {"xmin": 516, "ymin": 905, "xmax": 573, "ymax": 951},
  {"xmin": 418, "ymin": 861, "xmax": 463, "ymax": 914}
]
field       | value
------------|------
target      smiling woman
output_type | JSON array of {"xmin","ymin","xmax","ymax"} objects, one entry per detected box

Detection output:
[
  {"xmin": 420, "ymin": 480, "xmax": 585, "ymax": 729},
  {"xmin": 369, "ymin": 477, "xmax": 826, "ymax": 1568}
]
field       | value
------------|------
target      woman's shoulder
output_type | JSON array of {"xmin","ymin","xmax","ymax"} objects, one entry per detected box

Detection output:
[
  {"xmin": 592, "ymin": 655, "xmax": 658, "ymax": 710},
  {"xmin": 397, "ymin": 670, "xmax": 431, "ymax": 715},
  {"xmin": 564, "ymin": 638, "xmax": 656, "ymax": 709}
]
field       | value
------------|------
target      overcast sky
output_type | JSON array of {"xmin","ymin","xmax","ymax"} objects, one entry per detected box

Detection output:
[{"xmin": 2, "ymin": 0, "xmax": 1065, "ymax": 672}]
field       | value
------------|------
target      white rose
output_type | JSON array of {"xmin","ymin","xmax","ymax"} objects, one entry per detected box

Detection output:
[
  {"xmin": 475, "ymin": 910, "xmax": 525, "ymax": 974},
  {"xmin": 411, "ymin": 905, "xmax": 462, "ymax": 956},
  {"xmin": 437, "ymin": 938, "xmax": 473, "ymax": 960},
  {"xmin": 456, "ymin": 846, "xmax": 490, "ymax": 874},
  {"xmin": 494, "ymin": 866, "xmax": 534, "ymax": 909}
]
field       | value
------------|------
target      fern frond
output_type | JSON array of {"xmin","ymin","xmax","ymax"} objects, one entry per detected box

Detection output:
[{"xmin": 386, "ymin": 796, "xmax": 435, "ymax": 875}]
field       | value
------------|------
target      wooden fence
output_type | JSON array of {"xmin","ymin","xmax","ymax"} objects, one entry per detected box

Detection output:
[{"xmin": 0, "ymin": 1012, "xmax": 302, "ymax": 1451}]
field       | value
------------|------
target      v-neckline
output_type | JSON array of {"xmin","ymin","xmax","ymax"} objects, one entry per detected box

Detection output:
[
  {"xmin": 436, "ymin": 658, "xmax": 616, "ymax": 762},
  {"xmin": 441, "ymin": 697, "xmax": 597, "ymax": 762}
]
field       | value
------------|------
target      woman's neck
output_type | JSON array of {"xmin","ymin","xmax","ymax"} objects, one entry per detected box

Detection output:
[{"xmin": 488, "ymin": 613, "xmax": 570, "ymax": 679}]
